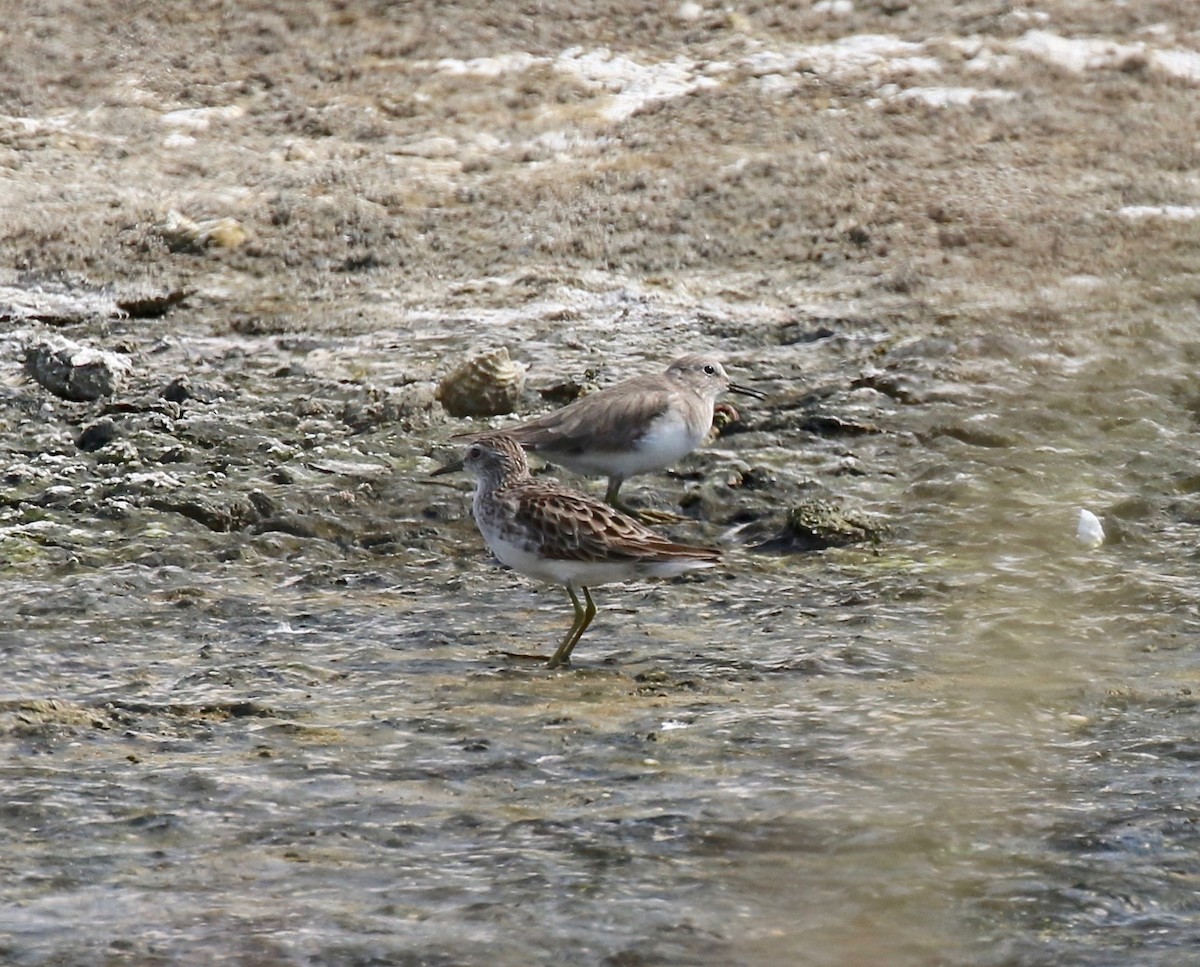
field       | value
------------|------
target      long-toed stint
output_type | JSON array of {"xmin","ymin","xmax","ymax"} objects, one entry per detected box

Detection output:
[
  {"xmin": 457, "ymin": 354, "xmax": 764, "ymax": 519},
  {"xmin": 433, "ymin": 433, "xmax": 721, "ymax": 668}
]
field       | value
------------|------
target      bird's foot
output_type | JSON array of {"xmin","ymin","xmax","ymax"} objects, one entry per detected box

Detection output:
[
  {"xmin": 627, "ymin": 506, "xmax": 689, "ymax": 525},
  {"xmin": 609, "ymin": 496, "xmax": 688, "ymax": 525}
]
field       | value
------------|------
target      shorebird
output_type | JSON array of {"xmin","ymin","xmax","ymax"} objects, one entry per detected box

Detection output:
[
  {"xmin": 433, "ymin": 433, "xmax": 721, "ymax": 668},
  {"xmin": 457, "ymin": 354, "xmax": 764, "ymax": 518}
]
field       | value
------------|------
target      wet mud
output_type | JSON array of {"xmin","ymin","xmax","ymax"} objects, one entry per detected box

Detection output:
[{"xmin": 3, "ymin": 1, "xmax": 1200, "ymax": 964}]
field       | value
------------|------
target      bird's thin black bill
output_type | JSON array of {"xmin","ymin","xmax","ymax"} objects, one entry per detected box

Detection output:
[
  {"xmin": 430, "ymin": 458, "xmax": 464, "ymax": 477},
  {"xmin": 729, "ymin": 382, "xmax": 766, "ymax": 400}
]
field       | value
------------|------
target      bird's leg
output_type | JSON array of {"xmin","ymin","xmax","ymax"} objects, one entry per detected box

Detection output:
[
  {"xmin": 605, "ymin": 475, "xmax": 686, "ymax": 525},
  {"xmin": 495, "ymin": 586, "xmax": 588, "ymax": 665},
  {"xmin": 555, "ymin": 586, "xmax": 597, "ymax": 667},
  {"xmin": 547, "ymin": 585, "xmax": 593, "ymax": 669},
  {"xmin": 604, "ymin": 476, "xmax": 630, "ymax": 512}
]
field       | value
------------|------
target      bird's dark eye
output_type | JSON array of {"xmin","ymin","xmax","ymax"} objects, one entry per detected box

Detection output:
[
  {"xmin": 467, "ymin": 445, "xmax": 482, "ymax": 459},
  {"xmin": 703, "ymin": 364, "xmax": 717, "ymax": 375}
]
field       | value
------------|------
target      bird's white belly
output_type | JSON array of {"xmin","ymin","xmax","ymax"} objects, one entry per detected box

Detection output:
[
  {"xmin": 573, "ymin": 411, "xmax": 703, "ymax": 479},
  {"xmin": 484, "ymin": 530, "xmax": 637, "ymax": 587}
]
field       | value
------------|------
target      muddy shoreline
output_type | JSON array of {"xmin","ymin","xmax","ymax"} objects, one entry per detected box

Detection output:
[{"xmin": 4, "ymin": 2, "xmax": 1200, "ymax": 965}]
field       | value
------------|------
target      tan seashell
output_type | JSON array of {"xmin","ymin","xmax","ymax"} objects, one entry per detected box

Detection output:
[
  {"xmin": 157, "ymin": 209, "xmax": 249, "ymax": 253},
  {"xmin": 436, "ymin": 347, "xmax": 527, "ymax": 417}
]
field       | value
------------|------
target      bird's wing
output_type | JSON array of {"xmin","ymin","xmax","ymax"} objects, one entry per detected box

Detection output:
[
  {"xmin": 501, "ymin": 482, "xmax": 720, "ymax": 564},
  {"xmin": 503, "ymin": 377, "xmax": 676, "ymax": 453}
]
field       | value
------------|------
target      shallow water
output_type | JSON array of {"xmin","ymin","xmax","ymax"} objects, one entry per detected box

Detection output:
[{"xmin": 3, "ymin": 302, "xmax": 1199, "ymax": 966}]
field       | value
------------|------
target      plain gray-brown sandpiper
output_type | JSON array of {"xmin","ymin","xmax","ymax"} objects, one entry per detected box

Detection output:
[{"xmin": 457, "ymin": 354, "xmax": 764, "ymax": 517}]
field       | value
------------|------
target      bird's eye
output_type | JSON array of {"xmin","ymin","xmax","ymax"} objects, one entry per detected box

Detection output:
[
  {"xmin": 467, "ymin": 445, "xmax": 482, "ymax": 460},
  {"xmin": 703, "ymin": 364, "xmax": 717, "ymax": 375}
]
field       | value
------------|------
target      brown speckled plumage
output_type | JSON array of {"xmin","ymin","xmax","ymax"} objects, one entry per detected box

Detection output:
[
  {"xmin": 433, "ymin": 432, "xmax": 721, "ymax": 668},
  {"xmin": 497, "ymin": 473, "xmax": 722, "ymax": 567}
]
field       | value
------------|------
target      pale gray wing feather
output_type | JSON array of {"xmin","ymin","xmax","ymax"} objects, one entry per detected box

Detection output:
[{"xmin": 504, "ymin": 375, "xmax": 675, "ymax": 454}]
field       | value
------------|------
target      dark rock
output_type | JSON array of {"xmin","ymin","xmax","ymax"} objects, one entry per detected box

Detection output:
[
  {"xmin": 537, "ymin": 370, "xmax": 601, "ymax": 406},
  {"xmin": 116, "ymin": 288, "xmax": 190, "ymax": 318},
  {"xmin": 24, "ymin": 336, "xmax": 132, "ymax": 401},
  {"xmin": 929, "ymin": 423, "xmax": 1015, "ymax": 448},
  {"xmin": 149, "ymin": 494, "xmax": 269, "ymax": 532},
  {"xmin": 161, "ymin": 376, "xmax": 226, "ymax": 404},
  {"xmin": 851, "ymin": 368, "xmax": 921, "ymax": 404},
  {"xmin": 247, "ymin": 489, "xmax": 277, "ymax": 517},
  {"xmin": 160, "ymin": 376, "xmax": 194, "ymax": 403},
  {"xmin": 76, "ymin": 418, "xmax": 119, "ymax": 452},
  {"xmin": 775, "ymin": 321, "xmax": 839, "ymax": 346},
  {"xmin": 249, "ymin": 512, "xmax": 356, "ymax": 542},
  {"xmin": 799, "ymin": 414, "xmax": 882, "ymax": 437},
  {"xmin": 752, "ymin": 498, "xmax": 885, "ymax": 553}
]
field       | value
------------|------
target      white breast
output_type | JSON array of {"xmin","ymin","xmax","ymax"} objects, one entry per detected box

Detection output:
[
  {"xmin": 635, "ymin": 409, "xmax": 704, "ymax": 464},
  {"xmin": 483, "ymin": 526, "xmax": 641, "ymax": 587},
  {"xmin": 546, "ymin": 400, "xmax": 711, "ymax": 480},
  {"xmin": 567, "ymin": 408, "xmax": 705, "ymax": 480}
]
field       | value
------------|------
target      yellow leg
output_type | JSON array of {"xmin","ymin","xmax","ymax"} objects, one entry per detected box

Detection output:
[
  {"xmin": 567, "ymin": 587, "xmax": 597, "ymax": 664},
  {"xmin": 630, "ymin": 506, "xmax": 688, "ymax": 525},
  {"xmin": 546, "ymin": 585, "xmax": 586, "ymax": 669},
  {"xmin": 546, "ymin": 586, "xmax": 597, "ymax": 669}
]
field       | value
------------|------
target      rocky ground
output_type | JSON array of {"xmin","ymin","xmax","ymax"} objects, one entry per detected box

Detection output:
[
  {"xmin": 1, "ymin": 0, "xmax": 1197, "ymax": 637},
  {"xmin": 3, "ymin": 5, "xmax": 1200, "ymax": 965}
]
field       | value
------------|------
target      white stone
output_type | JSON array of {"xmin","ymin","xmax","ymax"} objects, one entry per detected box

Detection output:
[{"xmin": 1076, "ymin": 508, "xmax": 1105, "ymax": 548}]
